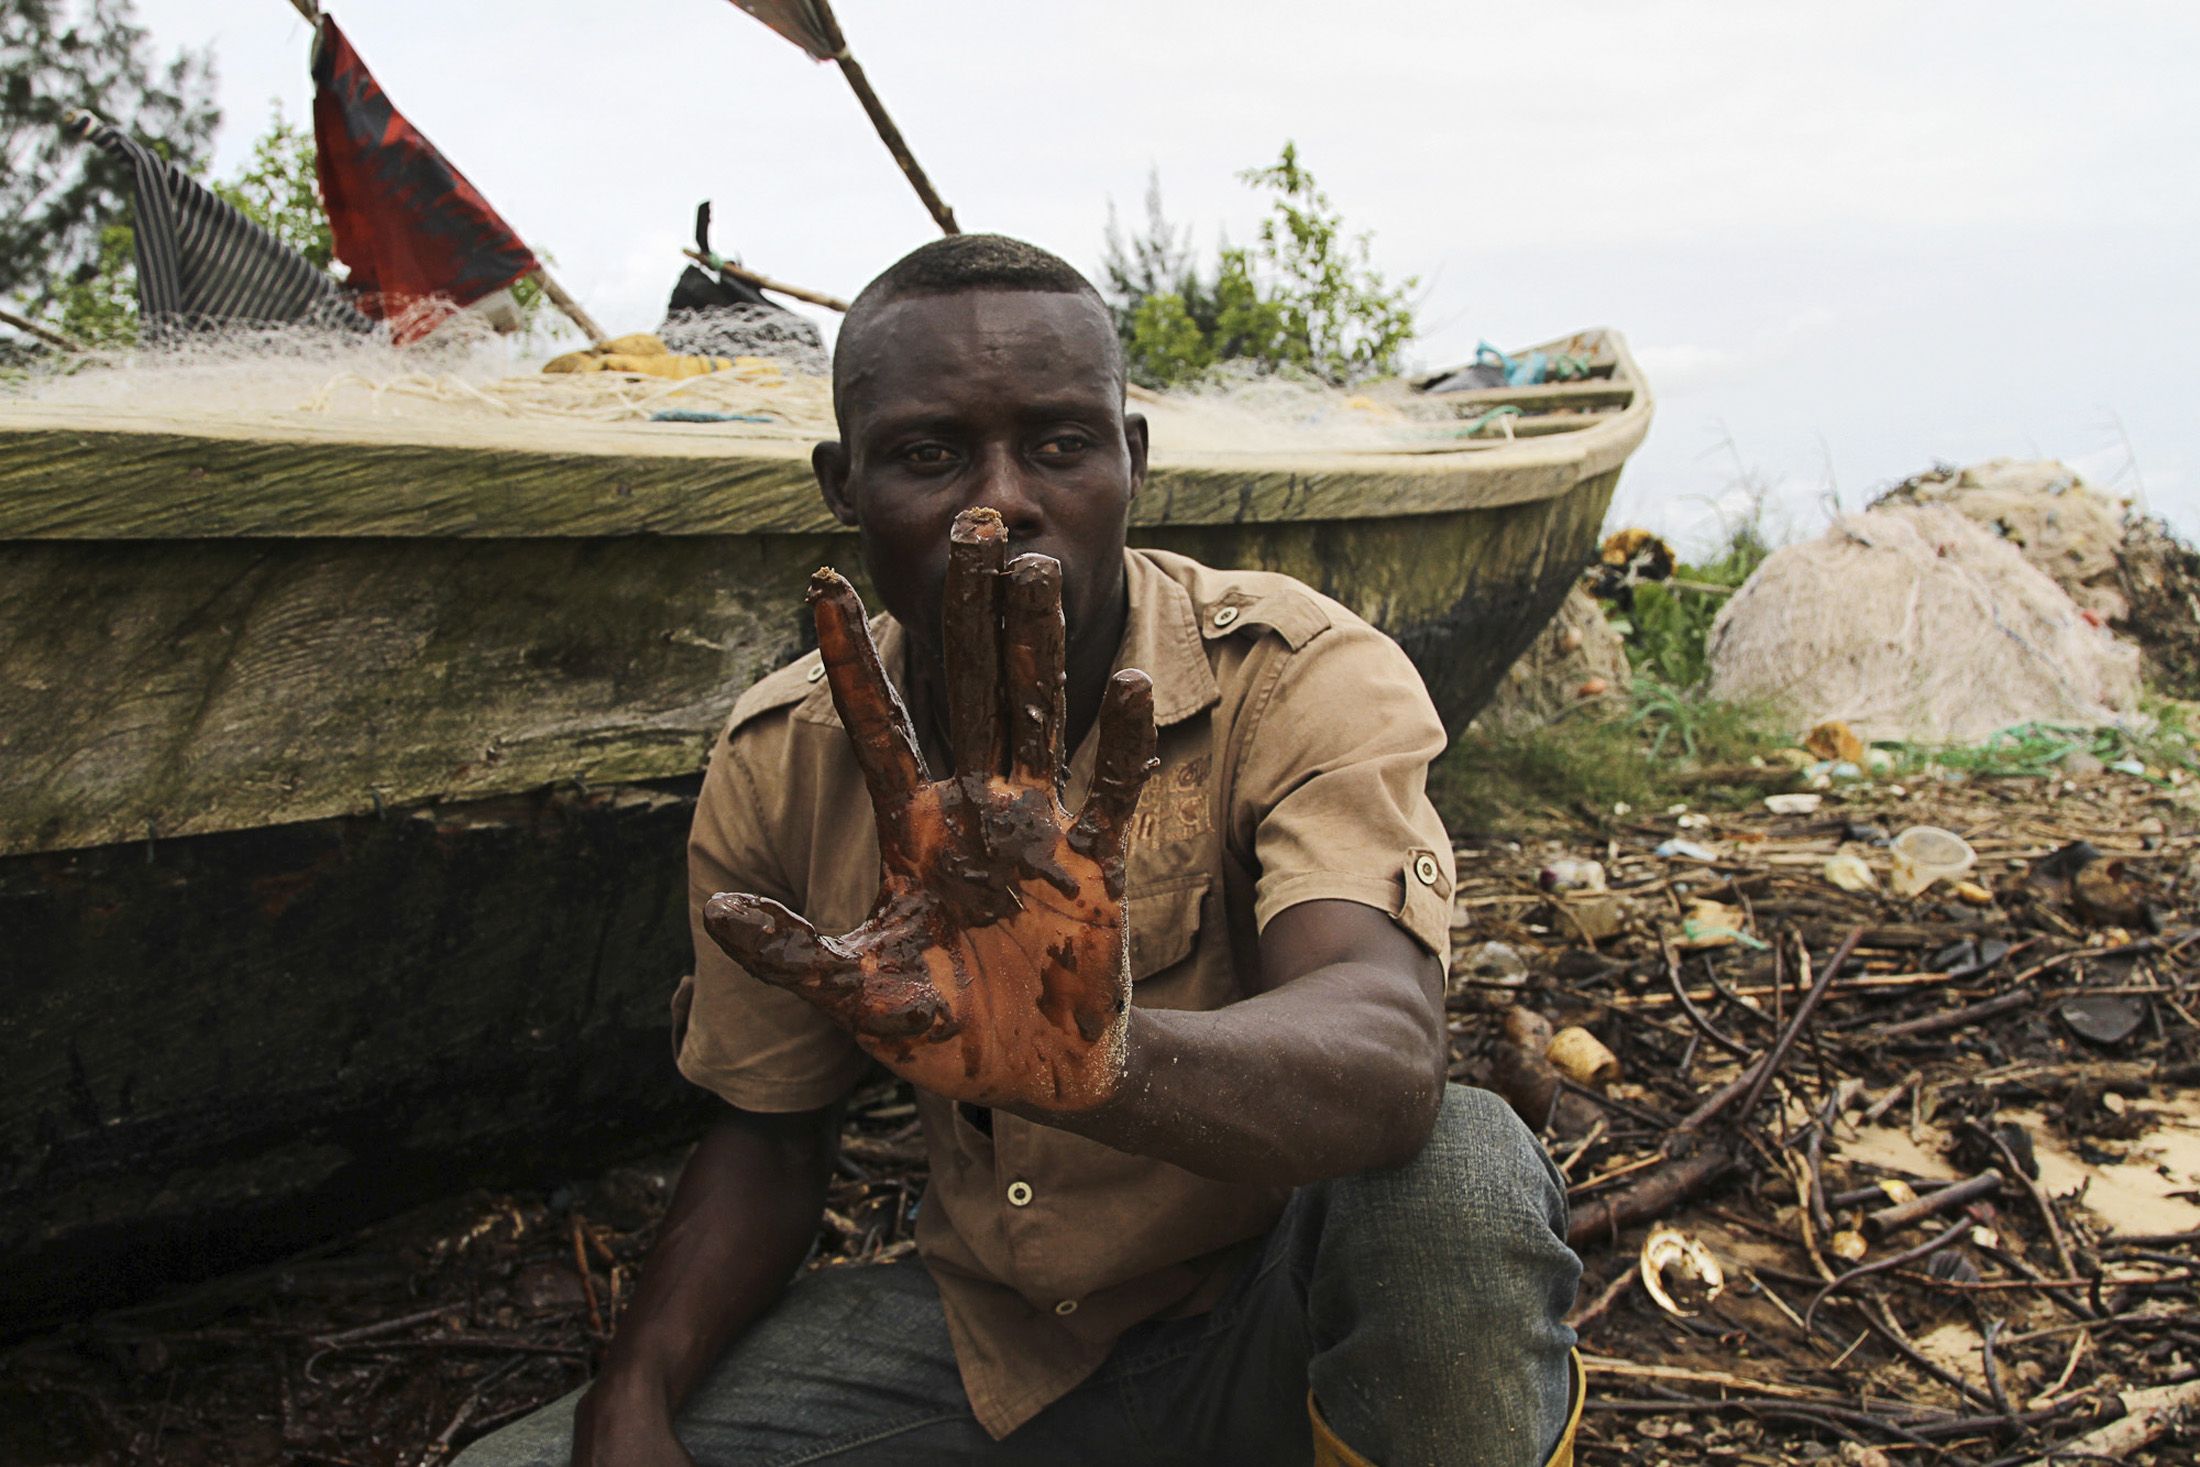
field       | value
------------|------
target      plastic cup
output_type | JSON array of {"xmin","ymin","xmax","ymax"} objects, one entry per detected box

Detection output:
[{"xmin": 1888, "ymin": 825, "xmax": 1976, "ymax": 897}]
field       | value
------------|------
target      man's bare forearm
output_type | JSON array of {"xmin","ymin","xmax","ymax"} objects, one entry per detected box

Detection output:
[
  {"xmin": 1035, "ymin": 966, "xmax": 1443, "ymax": 1186},
  {"xmin": 1023, "ymin": 901, "xmax": 1447, "ymax": 1187},
  {"xmin": 578, "ymin": 1104, "xmax": 839, "ymax": 1446}
]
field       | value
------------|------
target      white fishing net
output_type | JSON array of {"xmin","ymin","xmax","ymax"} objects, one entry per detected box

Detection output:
[
  {"xmin": 1, "ymin": 320, "xmax": 1509, "ymax": 455},
  {"xmin": 1705, "ymin": 504, "xmax": 2143, "ymax": 742},
  {"xmin": 1875, "ymin": 459, "xmax": 2132, "ymax": 621}
]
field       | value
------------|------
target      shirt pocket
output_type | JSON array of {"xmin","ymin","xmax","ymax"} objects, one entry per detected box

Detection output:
[{"xmin": 1126, "ymin": 872, "xmax": 1211, "ymax": 985}]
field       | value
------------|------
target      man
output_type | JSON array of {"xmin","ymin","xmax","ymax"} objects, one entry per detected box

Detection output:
[{"xmin": 459, "ymin": 235, "xmax": 1580, "ymax": 1467}]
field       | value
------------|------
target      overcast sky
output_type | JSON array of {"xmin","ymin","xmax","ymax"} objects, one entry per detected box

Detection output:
[{"xmin": 126, "ymin": 0, "xmax": 2199, "ymax": 551}]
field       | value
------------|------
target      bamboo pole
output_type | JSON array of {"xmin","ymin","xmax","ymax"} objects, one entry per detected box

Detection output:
[
  {"xmin": 0, "ymin": 306, "xmax": 84, "ymax": 353},
  {"xmin": 807, "ymin": 0, "xmax": 959, "ymax": 235},
  {"xmin": 682, "ymin": 249, "xmax": 848, "ymax": 312},
  {"xmin": 530, "ymin": 270, "xmax": 609, "ymax": 347}
]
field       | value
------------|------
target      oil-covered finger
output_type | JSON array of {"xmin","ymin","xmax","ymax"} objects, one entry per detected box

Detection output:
[
  {"xmin": 1071, "ymin": 669, "xmax": 1157, "ymax": 857},
  {"xmin": 809, "ymin": 568, "xmax": 929, "ymax": 809},
  {"xmin": 1001, "ymin": 552, "xmax": 1068, "ymax": 790},
  {"xmin": 943, "ymin": 507, "xmax": 1007, "ymax": 779},
  {"xmin": 702, "ymin": 892, "xmax": 858, "ymax": 1003},
  {"xmin": 849, "ymin": 974, "xmax": 950, "ymax": 1042}
]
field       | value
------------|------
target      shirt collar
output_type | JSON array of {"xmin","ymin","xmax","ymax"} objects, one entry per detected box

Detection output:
[{"xmin": 1114, "ymin": 547, "xmax": 1221, "ymax": 729}]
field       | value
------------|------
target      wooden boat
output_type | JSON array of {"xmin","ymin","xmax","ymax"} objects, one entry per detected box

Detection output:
[{"xmin": 0, "ymin": 328, "xmax": 1649, "ymax": 1324}]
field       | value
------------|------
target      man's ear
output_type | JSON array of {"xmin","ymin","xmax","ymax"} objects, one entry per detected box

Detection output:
[
  {"xmin": 813, "ymin": 440, "xmax": 859, "ymax": 527},
  {"xmin": 1124, "ymin": 412, "xmax": 1149, "ymax": 503}
]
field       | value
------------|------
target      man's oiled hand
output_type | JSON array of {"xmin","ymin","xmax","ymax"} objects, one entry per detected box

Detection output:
[{"xmin": 704, "ymin": 508, "xmax": 1157, "ymax": 1112}]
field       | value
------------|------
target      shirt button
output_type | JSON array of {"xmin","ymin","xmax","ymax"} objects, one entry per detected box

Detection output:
[
  {"xmin": 1211, "ymin": 605, "xmax": 1240, "ymax": 628},
  {"xmin": 1413, "ymin": 853, "xmax": 1441, "ymax": 886},
  {"xmin": 1006, "ymin": 1180, "xmax": 1034, "ymax": 1207},
  {"xmin": 1054, "ymin": 1299, "xmax": 1079, "ymax": 1316},
  {"xmin": 805, "ymin": 663, "xmax": 827, "ymax": 683}
]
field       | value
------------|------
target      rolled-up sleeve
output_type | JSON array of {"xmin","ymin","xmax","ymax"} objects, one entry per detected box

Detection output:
[
  {"xmin": 674, "ymin": 725, "xmax": 869, "ymax": 1112},
  {"xmin": 1232, "ymin": 620, "xmax": 1455, "ymax": 966}
]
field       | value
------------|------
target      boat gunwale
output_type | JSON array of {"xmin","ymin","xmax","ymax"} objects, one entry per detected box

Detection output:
[{"xmin": 0, "ymin": 331, "xmax": 1651, "ymax": 541}]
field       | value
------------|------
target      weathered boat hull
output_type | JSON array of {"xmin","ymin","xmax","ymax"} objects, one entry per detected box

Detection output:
[{"xmin": 0, "ymin": 331, "xmax": 1648, "ymax": 1325}]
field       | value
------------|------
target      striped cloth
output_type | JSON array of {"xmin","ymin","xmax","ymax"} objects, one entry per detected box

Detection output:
[{"xmin": 77, "ymin": 115, "xmax": 371, "ymax": 337}]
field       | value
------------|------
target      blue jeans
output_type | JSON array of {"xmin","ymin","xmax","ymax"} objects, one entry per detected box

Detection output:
[{"xmin": 456, "ymin": 1085, "xmax": 1579, "ymax": 1466}]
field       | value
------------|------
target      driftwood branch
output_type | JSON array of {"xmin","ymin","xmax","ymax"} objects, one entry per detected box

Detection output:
[
  {"xmin": 530, "ymin": 269, "xmax": 608, "ymax": 348},
  {"xmin": 1567, "ymin": 1138, "xmax": 1737, "ymax": 1249},
  {"xmin": 0, "ymin": 305, "xmax": 82, "ymax": 353}
]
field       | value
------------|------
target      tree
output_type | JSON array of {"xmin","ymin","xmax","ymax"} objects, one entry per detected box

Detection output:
[
  {"xmin": 0, "ymin": 0, "xmax": 219, "ymax": 311},
  {"xmin": 213, "ymin": 102, "xmax": 334, "ymax": 272},
  {"xmin": 1101, "ymin": 143, "xmax": 1418, "ymax": 389}
]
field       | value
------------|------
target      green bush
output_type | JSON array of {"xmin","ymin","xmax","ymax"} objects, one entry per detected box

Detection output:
[
  {"xmin": 1611, "ymin": 510, "xmax": 1774, "ymax": 689},
  {"xmin": 1432, "ymin": 683, "xmax": 1795, "ymax": 835},
  {"xmin": 1103, "ymin": 143, "xmax": 1416, "ymax": 389}
]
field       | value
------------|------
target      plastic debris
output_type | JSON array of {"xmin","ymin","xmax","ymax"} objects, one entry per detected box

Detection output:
[
  {"xmin": 1540, "ymin": 858, "xmax": 1608, "ymax": 893},
  {"xmin": 1547, "ymin": 1027, "xmax": 1621, "ymax": 1089},
  {"xmin": 1764, "ymin": 793, "xmax": 1823, "ymax": 815},
  {"xmin": 1824, "ymin": 853, "xmax": 1880, "ymax": 893},
  {"xmin": 1674, "ymin": 898, "xmax": 1768, "ymax": 951},
  {"xmin": 2060, "ymin": 994, "xmax": 2145, "ymax": 1047},
  {"xmin": 1805, "ymin": 720, "xmax": 1866, "ymax": 765},
  {"xmin": 1654, "ymin": 839, "xmax": 1720, "ymax": 862},
  {"xmin": 1640, "ymin": 1226, "xmax": 1725, "ymax": 1317},
  {"xmin": 1888, "ymin": 826, "xmax": 1976, "ymax": 897},
  {"xmin": 1449, "ymin": 941, "xmax": 1528, "ymax": 1004}
]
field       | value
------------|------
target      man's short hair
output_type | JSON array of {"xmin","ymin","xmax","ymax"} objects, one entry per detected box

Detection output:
[{"xmin": 833, "ymin": 234, "xmax": 1120, "ymax": 422}]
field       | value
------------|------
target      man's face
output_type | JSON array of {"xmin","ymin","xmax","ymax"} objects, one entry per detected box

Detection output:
[{"xmin": 814, "ymin": 290, "xmax": 1147, "ymax": 671}]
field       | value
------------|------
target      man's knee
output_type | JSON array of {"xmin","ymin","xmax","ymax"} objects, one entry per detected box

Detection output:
[
  {"xmin": 1299, "ymin": 1087, "xmax": 1580, "ymax": 1461},
  {"xmin": 1333, "ymin": 1084, "xmax": 1568, "ymax": 1241}
]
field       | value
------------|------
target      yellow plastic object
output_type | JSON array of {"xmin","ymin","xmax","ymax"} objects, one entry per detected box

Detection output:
[
  {"xmin": 541, "ymin": 332, "xmax": 788, "ymax": 384},
  {"xmin": 1308, "ymin": 1350, "xmax": 1585, "ymax": 1466}
]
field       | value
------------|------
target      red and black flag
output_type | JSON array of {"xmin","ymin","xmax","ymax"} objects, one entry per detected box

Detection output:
[
  {"xmin": 311, "ymin": 12, "xmax": 539, "ymax": 343},
  {"xmin": 69, "ymin": 112, "xmax": 370, "ymax": 338}
]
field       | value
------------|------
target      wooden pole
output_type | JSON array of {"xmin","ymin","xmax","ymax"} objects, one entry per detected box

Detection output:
[
  {"xmin": 531, "ymin": 269, "xmax": 610, "ymax": 347},
  {"xmin": 282, "ymin": 0, "xmax": 317, "ymax": 22},
  {"xmin": 807, "ymin": 0, "xmax": 959, "ymax": 235},
  {"xmin": 682, "ymin": 249, "xmax": 848, "ymax": 312},
  {"xmin": 0, "ymin": 305, "xmax": 84, "ymax": 353}
]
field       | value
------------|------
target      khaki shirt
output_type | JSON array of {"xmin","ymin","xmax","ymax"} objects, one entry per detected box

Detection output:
[{"xmin": 676, "ymin": 547, "xmax": 1455, "ymax": 1438}]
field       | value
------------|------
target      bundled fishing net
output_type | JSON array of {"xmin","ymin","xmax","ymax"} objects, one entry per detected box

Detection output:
[
  {"xmin": 1876, "ymin": 459, "xmax": 2131, "ymax": 620},
  {"xmin": 1705, "ymin": 504, "xmax": 2142, "ymax": 743},
  {"xmin": 659, "ymin": 302, "xmax": 830, "ymax": 377},
  {"xmin": 2, "ymin": 320, "xmax": 1482, "ymax": 453},
  {"xmin": 4, "ymin": 320, "xmax": 838, "ymax": 436}
]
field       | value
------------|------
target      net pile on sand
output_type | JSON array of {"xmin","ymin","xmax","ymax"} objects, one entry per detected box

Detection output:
[
  {"xmin": 1876, "ymin": 459, "xmax": 2130, "ymax": 620},
  {"xmin": 1705, "ymin": 504, "xmax": 2142, "ymax": 743}
]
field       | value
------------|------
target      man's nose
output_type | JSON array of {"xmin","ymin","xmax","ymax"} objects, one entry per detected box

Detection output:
[{"xmin": 968, "ymin": 445, "xmax": 1046, "ymax": 542}]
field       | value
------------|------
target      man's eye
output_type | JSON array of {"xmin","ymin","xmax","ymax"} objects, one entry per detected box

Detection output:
[
  {"xmin": 1035, "ymin": 434, "xmax": 1091, "ymax": 458},
  {"xmin": 901, "ymin": 444, "xmax": 955, "ymax": 467}
]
